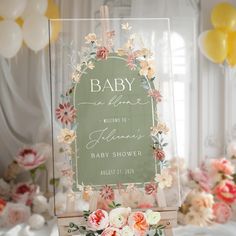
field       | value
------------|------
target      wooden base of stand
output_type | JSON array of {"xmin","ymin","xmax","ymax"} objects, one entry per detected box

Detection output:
[{"xmin": 57, "ymin": 208, "xmax": 177, "ymax": 236}]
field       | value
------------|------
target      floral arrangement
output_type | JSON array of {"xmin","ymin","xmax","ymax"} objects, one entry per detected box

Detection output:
[
  {"xmin": 0, "ymin": 143, "xmax": 57, "ymax": 230},
  {"xmin": 178, "ymin": 146, "xmax": 236, "ymax": 226},
  {"xmin": 53, "ymin": 22, "xmax": 172, "ymax": 213},
  {"xmin": 68, "ymin": 207, "xmax": 165, "ymax": 236}
]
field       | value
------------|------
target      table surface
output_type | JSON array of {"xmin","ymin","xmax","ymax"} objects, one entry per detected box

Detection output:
[{"xmin": 1, "ymin": 220, "xmax": 236, "ymax": 236}]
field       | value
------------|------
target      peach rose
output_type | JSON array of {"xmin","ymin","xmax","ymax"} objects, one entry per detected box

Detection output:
[
  {"xmin": 213, "ymin": 202, "xmax": 232, "ymax": 223},
  {"xmin": 128, "ymin": 212, "xmax": 149, "ymax": 236},
  {"xmin": 96, "ymin": 47, "xmax": 109, "ymax": 60},
  {"xmin": 101, "ymin": 227, "xmax": 121, "ymax": 236},
  {"xmin": 211, "ymin": 158, "xmax": 234, "ymax": 175},
  {"xmin": 88, "ymin": 209, "xmax": 109, "ymax": 231},
  {"xmin": 214, "ymin": 180, "xmax": 236, "ymax": 204},
  {"xmin": 15, "ymin": 148, "xmax": 47, "ymax": 170}
]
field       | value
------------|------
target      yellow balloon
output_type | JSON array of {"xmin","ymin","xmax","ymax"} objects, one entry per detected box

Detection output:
[
  {"xmin": 227, "ymin": 31, "xmax": 236, "ymax": 67},
  {"xmin": 45, "ymin": 0, "xmax": 61, "ymax": 43},
  {"xmin": 16, "ymin": 17, "xmax": 24, "ymax": 27},
  {"xmin": 199, "ymin": 29, "xmax": 228, "ymax": 63},
  {"xmin": 0, "ymin": 16, "xmax": 3, "ymax": 21},
  {"xmin": 211, "ymin": 3, "xmax": 236, "ymax": 32}
]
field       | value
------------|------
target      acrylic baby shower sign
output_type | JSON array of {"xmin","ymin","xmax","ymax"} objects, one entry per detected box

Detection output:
[
  {"xmin": 72, "ymin": 53, "xmax": 155, "ymax": 188},
  {"xmin": 52, "ymin": 18, "xmax": 176, "ymax": 213}
]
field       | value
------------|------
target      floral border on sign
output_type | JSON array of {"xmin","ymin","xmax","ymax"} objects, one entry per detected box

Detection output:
[{"xmin": 55, "ymin": 22, "xmax": 172, "ymax": 203}]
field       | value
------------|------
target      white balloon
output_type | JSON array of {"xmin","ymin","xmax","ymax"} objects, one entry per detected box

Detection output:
[
  {"xmin": 22, "ymin": 0, "xmax": 48, "ymax": 19},
  {"xmin": 0, "ymin": 0, "xmax": 27, "ymax": 19},
  {"xmin": 23, "ymin": 14, "xmax": 49, "ymax": 52},
  {"xmin": 0, "ymin": 20, "xmax": 23, "ymax": 58}
]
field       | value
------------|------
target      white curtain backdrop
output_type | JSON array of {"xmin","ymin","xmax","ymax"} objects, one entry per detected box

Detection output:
[{"xmin": 0, "ymin": 0, "xmax": 200, "ymax": 177}]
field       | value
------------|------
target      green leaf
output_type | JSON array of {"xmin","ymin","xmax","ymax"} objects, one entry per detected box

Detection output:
[{"xmin": 49, "ymin": 178, "xmax": 60, "ymax": 187}]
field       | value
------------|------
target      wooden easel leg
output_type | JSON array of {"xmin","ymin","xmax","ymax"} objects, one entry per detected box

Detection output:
[{"xmin": 164, "ymin": 228, "xmax": 174, "ymax": 236}]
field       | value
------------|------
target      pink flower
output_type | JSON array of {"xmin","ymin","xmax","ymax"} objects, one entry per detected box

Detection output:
[
  {"xmin": 145, "ymin": 183, "xmax": 157, "ymax": 195},
  {"xmin": 211, "ymin": 158, "xmax": 234, "ymax": 175},
  {"xmin": 56, "ymin": 102, "xmax": 76, "ymax": 125},
  {"xmin": 1, "ymin": 203, "xmax": 30, "ymax": 228},
  {"xmin": 154, "ymin": 149, "xmax": 165, "ymax": 161},
  {"xmin": 127, "ymin": 54, "xmax": 137, "ymax": 70},
  {"xmin": 189, "ymin": 169, "xmax": 211, "ymax": 192},
  {"xmin": 88, "ymin": 209, "xmax": 109, "ymax": 231},
  {"xmin": 11, "ymin": 183, "xmax": 37, "ymax": 206},
  {"xmin": 148, "ymin": 90, "xmax": 162, "ymax": 103},
  {"xmin": 101, "ymin": 227, "xmax": 121, "ymax": 236},
  {"xmin": 128, "ymin": 212, "xmax": 149, "ymax": 236},
  {"xmin": 213, "ymin": 202, "xmax": 232, "ymax": 223},
  {"xmin": 15, "ymin": 148, "xmax": 47, "ymax": 170},
  {"xmin": 0, "ymin": 198, "xmax": 6, "ymax": 214},
  {"xmin": 100, "ymin": 185, "xmax": 114, "ymax": 200},
  {"xmin": 96, "ymin": 47, "xmax": 109, "ymax": 60},
  {"xmin": 214, "ymin": 180, "xmax": 236, "ymax": 204}
]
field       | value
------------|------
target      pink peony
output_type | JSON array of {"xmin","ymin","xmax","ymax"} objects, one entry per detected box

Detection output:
[
  {"xmin": 1, "ymin": 203, "xmax": 30, "ymax": 228},
  {"xmin": 213, "ymin": 202, "xmax": 232, "ymax": 223},
  {"xmin": 189, "ymin": 169, "xmax": 211, "ymax": 192},
  {"xmin": 128, "ymin": 212, "xmax": 149, "ymax": 236},
  {"xmin": 214, "ymin": 180, "xmax": 236, "ymax": 204},
  {"xmin": 101, "ymin": 227, "xmax": 121, "ymax": 236},
  {"xmin": 88, "ymin": 209, "xmax": 109, "ymax": 231},
  {"xmin": 15, "ymin": 148, "xmax": 47, "ymax": 170},
  {"xmin": 11, "ymin": 182, "xmax": 38, "ymax": 206},
  {"xmin": 96, "ymin": 47, "xmax": 109, "ymax": 60},
  {"xmin": 211, "ymin": 158, "xmax": 234, "ymax": 175}
]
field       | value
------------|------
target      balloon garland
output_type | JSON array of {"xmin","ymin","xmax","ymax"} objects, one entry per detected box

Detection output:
[
  {"xmin": 0, "ymin": 0, "xmax": 61, "ymax": 58},
  {"xmin": 199, "ymin": 2, "xmax": 236, "ymax": 67}
]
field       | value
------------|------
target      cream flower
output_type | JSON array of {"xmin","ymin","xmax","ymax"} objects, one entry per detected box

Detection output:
[
  {"xmin": 139, "ymin": 60, "xmax": 155, "ymax": 80},
  {"xmin": 145, "ymin": 209, "xmax": 161, "ymax": 225},
  {"xmin": 109, "ymin": 207, "xmax": 131, "ymax": 228},
  {"xmin": 87, "ymin": 61, "xmax": 95, "ymax": 70},
  {"xmin": 120, "ymin": 226, "xmax": 134, "ymax": 236},
  {"xmin": 155, "ymin": 170, "xmax": 173, "ymax": 189},
  {"xmin": 185, "ymin": 207, "xmax": 214, "ymax": 227},
  {"xmin": 151, "ymin": 122, "xmax": 169, "ymax": 135},
  {"xmin": 121, "ymin": 22, "xmax": 132, "ymax": 31},
  {"xmin": 85, "ymin": 33, "xmax": 97, "ymax": 44},
  {"xmin": 190, "ymin": 192, "xmax": 214, "ymax": 212},
  {"xmin": 57, "ymin": 128, "xmax": 76, "ymax": 145},
  {"xmin": 136, "ymin": 48, "xmax": 153, "ymax": 58}
]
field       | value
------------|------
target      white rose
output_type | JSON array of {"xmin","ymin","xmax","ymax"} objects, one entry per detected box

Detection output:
[
  {"xmin": 146, "ymin": 209, "xmax": 161, "ymax": 225},
  {"xmin": 33, "ymin": 195, "xmax": 48, "ymax": 214},
  {"xmin": 109, "ymin": 207, "xmax": 131, "ymax": 228},
  {"xmin": 120, "ymin": 226, "xmax": 134, "ymax": 236}
]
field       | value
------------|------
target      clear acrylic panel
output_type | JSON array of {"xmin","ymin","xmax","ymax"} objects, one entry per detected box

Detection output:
[{"xmin": 49, "ymin": 18, "xmax": 180, "ymax": 216}]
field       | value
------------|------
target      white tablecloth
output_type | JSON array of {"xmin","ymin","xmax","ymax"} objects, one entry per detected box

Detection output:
[{"xmin": 1, "ymin": 220, "xmax": 236, "ymax": 236}]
